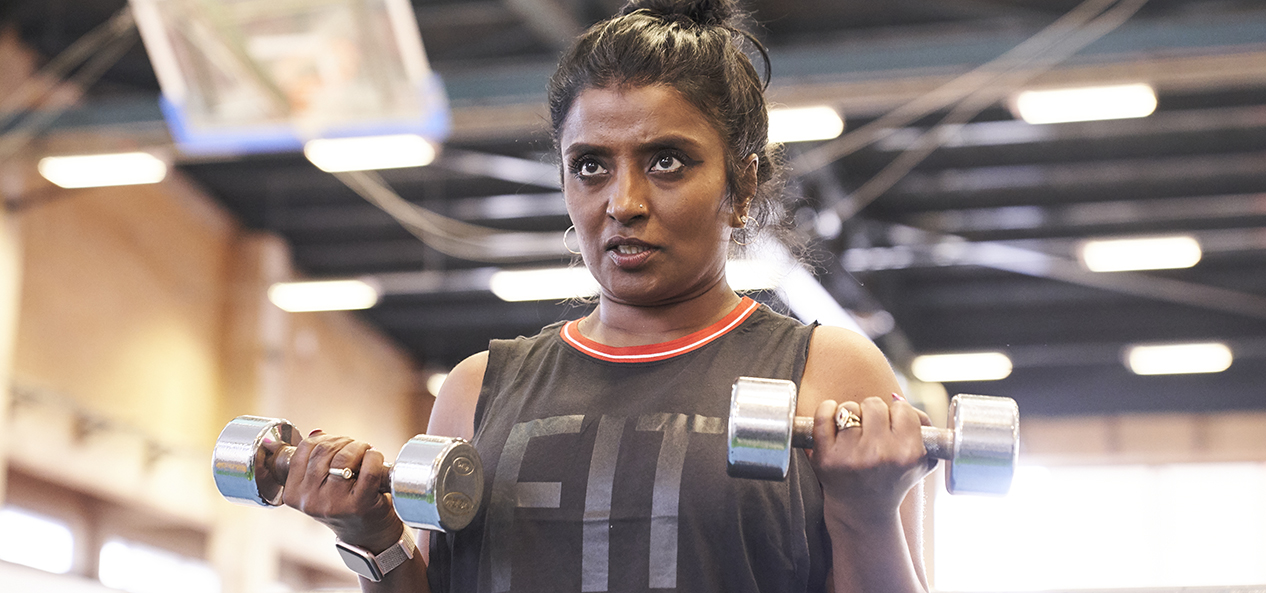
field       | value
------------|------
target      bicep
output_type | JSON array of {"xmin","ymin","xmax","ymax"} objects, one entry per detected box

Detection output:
[
  {"xmin": 797, "ymin": 325, "xmax": 903, "ymax": 416},
  {"xmin": 426, "ymin": 351, "xmax": 488, "ymax": 441}
]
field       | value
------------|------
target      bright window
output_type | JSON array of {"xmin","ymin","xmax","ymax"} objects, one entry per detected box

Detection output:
[
  {"xmin": 933, "ymin": 462, "xmax": 1266, "ymax": 590},
  {"xmin": 99, "ymin": 539, "xmax": 220, "ymax": 593},
  {"xmin": 0, "ymin": 507, "xmax": 74, "ymax": 574}
]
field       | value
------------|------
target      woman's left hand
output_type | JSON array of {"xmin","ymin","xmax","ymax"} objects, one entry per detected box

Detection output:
[{"xmin": 809, "ymin": 394, "xmax": 935, "ymax": 527}]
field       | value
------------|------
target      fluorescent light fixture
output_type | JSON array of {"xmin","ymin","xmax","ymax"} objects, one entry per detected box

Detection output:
[
  {"xmin": 0, "ymin": 507, "xmax": 74, "ymax": 574},
  {"xmin": 1011, "ymin": 83, "xmax": 1157, "ymax": 124},
  {"xmin": 911, "ymin": 352, "xmax": 1012, "ymax": 383},
  {"xmin": 99, "ymin": 539, "xmax": 220, "ymax": 593},
  {"xmin": 1079, "ymin": 235, "xmax": 1202, "ymax": 272},
  {"xmin": 489, "ymin": 267, "xmax": 600, "ymax": 302},
  {"xmin": 768, "ymin": 106, "xmax": 845, "ymax": 143},
  {"xmin": 38, "ymin": 152, "xmax": 167, "ymax": 188},
  {"xmin": 267, "ymin": 279, "xmax": 379, "ymax": 312},
  {"xmin": 1125, "ymin": 342, "xmax": 1232, "ymax": 375},
  {"xmin": 304, "ymin": 134, "xmax": 437, "ymax": 172}
]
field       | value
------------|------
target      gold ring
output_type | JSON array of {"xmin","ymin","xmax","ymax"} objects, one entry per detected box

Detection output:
[
  {"xmin": 835, "ymin": 407, "xmax": 862, "ymax": 430},
  {"xmin": 329, "ymin": 467, "xmax": 355, "ymax": 480}
]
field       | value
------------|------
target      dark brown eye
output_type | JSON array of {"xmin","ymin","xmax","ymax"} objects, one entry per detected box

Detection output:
[
  {"xmin": 651, "ymin": 154, "xmax": 685, "ymax": 173},
  {"xmin": 573, "ymin": 158, "xmax": 607, "ymax": 177}
]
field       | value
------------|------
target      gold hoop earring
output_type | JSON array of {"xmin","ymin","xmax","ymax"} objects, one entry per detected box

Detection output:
[
  {"xmin": 563, "ymin": 225, "xmax": 582, "ymax": 255},
  {"xmin": 732, "ymin": 216, "xmax": 755, "ymax": 247}
]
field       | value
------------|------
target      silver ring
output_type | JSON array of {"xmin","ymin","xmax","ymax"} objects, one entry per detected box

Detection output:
[
  {"xmin": 329, "ymin": 467, "xmax": 355, "ymax": 480},
  {"xmin": 835, "ymin": 406, "xmax": 862, "ymax": 431}
]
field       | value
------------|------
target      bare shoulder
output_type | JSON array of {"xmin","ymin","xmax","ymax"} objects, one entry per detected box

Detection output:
[
  {"xmin": 797, "ymin": 326, "xmax": 903, "ymax": 415},
  {"xmin": 426, "ymin": 351, "xmax": 488, "ymax": 441}
]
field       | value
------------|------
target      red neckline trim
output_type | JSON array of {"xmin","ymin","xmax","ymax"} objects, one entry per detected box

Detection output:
[{"xmin": 560, "ymin": 297, "xmax": 760, "ymax": 363}]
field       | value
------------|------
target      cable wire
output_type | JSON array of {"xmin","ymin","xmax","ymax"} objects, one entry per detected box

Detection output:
[
  {"xmin": 0, "ymin": 10, "xmax": 139, "ymax": 165},
  {"xmin": 792, "ymin": 0, "xmax": 1132, "ymax": 177},
  {"xmin": 334, "ymin": 170, "xmax": 569, "ymax": 263},
  {"xmin": 832, "ymin": 0, "xmax": 1151, "ymax": 221}
]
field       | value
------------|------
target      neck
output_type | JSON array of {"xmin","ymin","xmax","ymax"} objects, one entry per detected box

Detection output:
[{"xmin": 580, "ymin": 282, "xmax": 743, "ymax": 347}]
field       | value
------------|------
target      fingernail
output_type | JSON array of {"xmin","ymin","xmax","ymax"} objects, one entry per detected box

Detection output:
[
  {"xmin": 308, "ymin": 429, "xmax": 324, "ymax": 437},
  {"xmin": 891, "ymin": 392, "xmax": 906, "ymax": 402}
]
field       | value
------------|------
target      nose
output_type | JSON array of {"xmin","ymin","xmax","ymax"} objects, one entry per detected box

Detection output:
[{"xmin": 606, "ymin": 169, "xmax": 648, "ymax": 224}]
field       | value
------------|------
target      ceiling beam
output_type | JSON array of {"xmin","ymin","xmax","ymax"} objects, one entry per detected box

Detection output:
[
  {"xmin": 909, "ymin": 193, "xmax": 1266, "ymax": 235},
  {"xmin": 884, "ymin": 151, "xmax": 1266, "ymax": 208},
  {"xmin": 843, "ymin": 225, "xmax": 1266, "ymax": 321}
]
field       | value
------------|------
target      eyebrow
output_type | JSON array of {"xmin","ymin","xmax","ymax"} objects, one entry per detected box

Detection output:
[{"xmin": 563, "ymin": 134, "xmax": 708, "ymax": 158}]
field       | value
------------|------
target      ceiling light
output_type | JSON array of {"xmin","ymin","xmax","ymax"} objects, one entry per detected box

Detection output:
[
  {"xmin": 768, "ymin": 106, "xmax": 845, "ymax": 143},
  {"xmin": 489, "ymin": 267, "xmax": 599, "ymax": 302},
  {"xmin": 267, "ymin": 279, "xmax": 379, "ymax": 312},
  {"xmin": 911, "ymin": 352, "xmax": 1013, "ymax": 383},
  {"xmin": 1125, "ymin": 342, "xmax": 1232, "ymax": 375},
  {"xmin": 1011, "ymin": 83, "xmax": 1157, "ymax": 125},
  {"xmin": 303, "ymin": 134, "xmax": 437, "ymax": 172},
  {"xmin": 1079, "ymin": 236, "xmax": 1201, "ymax": 272},
  {"xmin": 38, "ymin": 152, "xmax": 167, "ymax": 188}
]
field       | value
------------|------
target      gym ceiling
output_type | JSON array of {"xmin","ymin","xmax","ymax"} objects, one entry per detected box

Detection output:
[{"xmin": 6, "ymin": 0, "xmax": 1266, "ymax": 416}]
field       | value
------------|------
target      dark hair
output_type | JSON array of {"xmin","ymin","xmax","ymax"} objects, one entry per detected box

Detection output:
[{"xmin": 547, "ymin": 0, "xmax": 787, "ymax": 248}]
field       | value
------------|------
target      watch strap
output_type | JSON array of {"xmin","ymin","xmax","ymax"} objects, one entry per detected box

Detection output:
[
  {"xmin": 336, "ymin": 529, "xmax": 416, "ymax": 582},
  {"xmin": 372, "ymin": 529, "xmax": 416, "ymax": 577}
]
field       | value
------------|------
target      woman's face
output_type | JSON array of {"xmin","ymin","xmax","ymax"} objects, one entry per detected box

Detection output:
[{"xmin": 559, "ymin": 84, "xmax": 748, "ymax": 307}]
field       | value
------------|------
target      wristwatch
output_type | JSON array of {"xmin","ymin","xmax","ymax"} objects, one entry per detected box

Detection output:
[{"xmin": 335, "ymin": 529, "xmax": 417, "ymax": 582}]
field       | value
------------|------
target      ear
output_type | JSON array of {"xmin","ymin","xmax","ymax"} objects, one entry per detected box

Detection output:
[{"xmin": 730, "ymin": 153, "xmax": 759, "ymax": 227}]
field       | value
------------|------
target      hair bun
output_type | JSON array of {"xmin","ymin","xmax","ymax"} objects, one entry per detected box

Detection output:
[{"xmin": 620, "ymin": 0, "xmax": 738, "ymax": 27}]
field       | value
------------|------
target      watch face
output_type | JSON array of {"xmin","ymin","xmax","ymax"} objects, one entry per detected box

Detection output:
[{"xmin": 336, "ymin": 541, "xmax": 384, "ymax": 581}]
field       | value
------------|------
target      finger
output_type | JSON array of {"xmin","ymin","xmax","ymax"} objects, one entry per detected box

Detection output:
[
  {"xmin": 889, "ymin": 400, "xmax": 925, "ymax": 448},
  {"xmin": 328, "ymin": 440, "xmax": 371, "ymax": 475},
  {"xmin": 813, "ymin": 399, "xmax": 841, "ymax": 449},
  {"xmin": 284, "ymin": 429, "xmax": 325, "ymax": 496},
  {"xmin": 328, "ymin": 441, "xmax": 373, "ymax": 485},
  {"xmin": 352, "ymin": 448, "xmax": 389, "ymax": 501},
  {"xmin": 303, "ymin": 434, "xmax": 356, "ymax": 485},
  {"xmin": 858, "ymin": 396, "xmax": 890, "ymax": 434},
  {"xmin": 888, "ymin": 400, "xmax": 936, "ymax": 471}
]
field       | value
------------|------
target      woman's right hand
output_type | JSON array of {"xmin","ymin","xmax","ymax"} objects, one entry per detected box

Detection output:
[{"xmin": 282, "ymin": 430, "xmax": 404, "ymax": 553}]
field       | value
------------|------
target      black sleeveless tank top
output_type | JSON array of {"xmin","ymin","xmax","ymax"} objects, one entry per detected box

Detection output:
[{"xmin": 428, "ymin": 298, "xmax": 829, "ymax": 592}]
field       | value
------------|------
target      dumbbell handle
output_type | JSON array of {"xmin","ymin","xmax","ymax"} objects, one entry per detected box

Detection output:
[
  {"xmin": 267, "ymin": 443, "xmax": 393, "ymax": 494},
  {"xmin": 789, "ymin": 418, "xmax": 955, "ymax": 460}
]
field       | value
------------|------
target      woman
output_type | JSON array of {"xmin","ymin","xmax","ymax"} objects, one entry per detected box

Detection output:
[{"xmin": 283, "ymin": 1, "xmax": 934, "ymax": 591}]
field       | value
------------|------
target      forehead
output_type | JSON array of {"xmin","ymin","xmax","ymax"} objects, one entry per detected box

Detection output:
[{"xmin": 559, "ymin": 84, "xmax": 724, "ymax": 152}]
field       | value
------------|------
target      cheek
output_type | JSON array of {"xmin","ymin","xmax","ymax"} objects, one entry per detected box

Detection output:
[{"xmin": 563, "ymin": 185, "xmax": 600, "ymax": 221}]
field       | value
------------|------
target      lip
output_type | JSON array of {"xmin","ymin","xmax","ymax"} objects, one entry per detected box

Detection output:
[{"xmin": 604, "ymin": 236, "xmax": 658, "ymax": 269}]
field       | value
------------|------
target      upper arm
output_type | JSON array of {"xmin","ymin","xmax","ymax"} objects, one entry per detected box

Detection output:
[
  {"xmin": 796, "ymin": 325, "xmax": 903, "ymax": 417},
  {"xmin": 426, "ymin": 351, "xmax": 488, "ymax": 441},
  {"xmin": 799, "ymin": 326, "xmax": 928, "ymax": 587}
]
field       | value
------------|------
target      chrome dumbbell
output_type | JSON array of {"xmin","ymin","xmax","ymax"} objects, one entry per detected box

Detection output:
[
  {"xmin": 727, "ymin": 377, "xmax": 1019, "ymax": 494},
  {"xmin": 212, "ymin": 416, "xmax": 483, "ymax": 531}
]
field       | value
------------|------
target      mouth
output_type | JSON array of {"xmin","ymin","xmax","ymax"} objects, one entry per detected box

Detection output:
[
  {"xmin": 605, "ymin": 237, "xmax": 657, "ymax": 268},
  {"xmin": 614, "ymin": 244, "xmax": 650, "ymax": 255}
]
